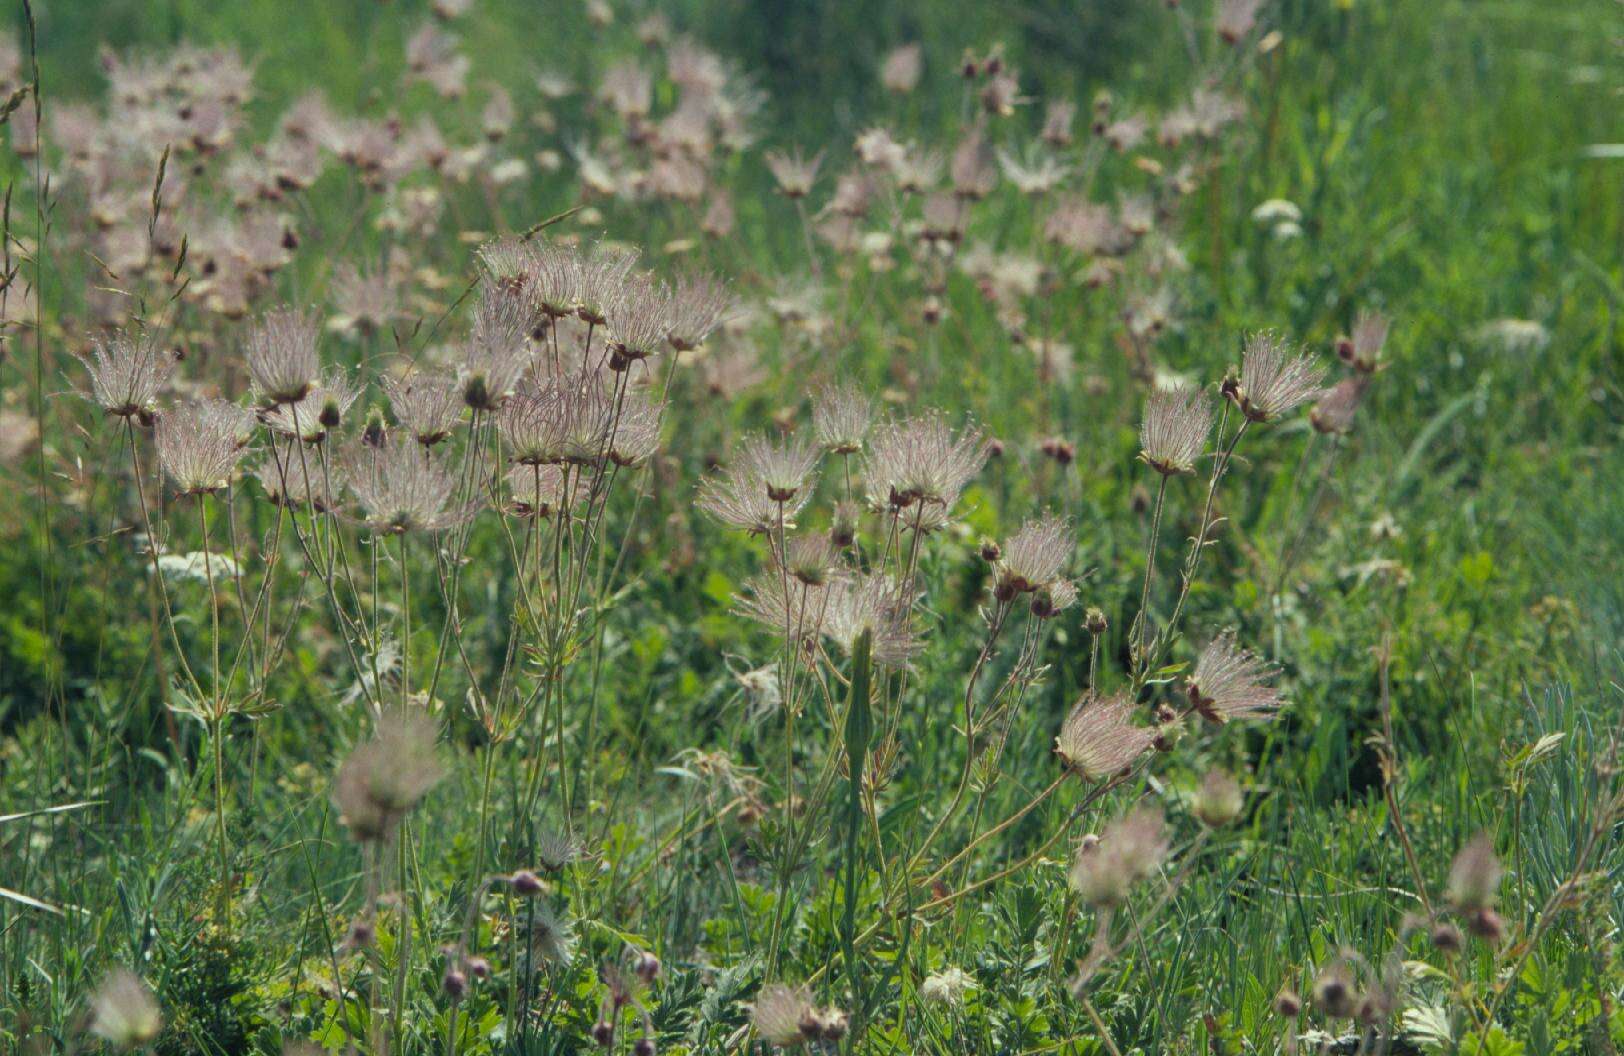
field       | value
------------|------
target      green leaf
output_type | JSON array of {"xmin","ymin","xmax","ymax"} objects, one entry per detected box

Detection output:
[{"xmin": 841, "ymin": 630, "xmax": 873, "ymax": 1036}]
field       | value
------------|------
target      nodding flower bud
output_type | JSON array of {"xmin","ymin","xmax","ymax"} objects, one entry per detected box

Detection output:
[
  {"xmin": 921, "ymin": 296, "xmax": 944, "ymax": 326},
  {"xmin": 1273, "ymin": 988, "xmax": 1302, "ymax": 1017},
  {"xmin": 1151, "ymin": 722, "xmax": 1181, "ymax": 753},
  {"xmin": 1312, "ymin": 965, "xmax": 1355, "ymax": 1019},
  {"xmin": 362, "ymin": 407, "xmax": 389, "ymax": 448},
  {"xmin": 633, "ymin": 1039, "xmax": 656, "ymax": 1056},
  {"xmin": 345, "ymin": 918, "xmax": 375, "ymax": 949},
  {"xmin": 987, "ymin": 437, "xmax": 1005, "ymax": 458},
  {"xmin": 979, "ymin": 538, "xmax": 1002, "ymax": 563},
  {"xmin": 1335, "ymin": 334, "xmax": 1356, "ymax": 364},
  {"xmin": 1430, "ymin": 921, "xmax": 1463, "ymax": 955},
  {"xmin": 442, "ymin": 967, "xmax": 468, "ymax": 999},
  {"xmin": 318, "ymin": 396, "xmax": 343, "ymax": 429},
  {"xmin": 462, "ymin": 374, "xmax": 492, "ymax": 411},
  {"xmin": 1040, "ymin": 437, "xmax": 1076, "ymax": 465},
  {"xmin": 510, "ymin": 870, "xmax": 544, "ymax": 895},
  {"xmin": 592, "ymin": 1021, "xmax": 615, "ymax": 1047},
  {"xmin": 1466, "ymin": 908, "xmax": 1506, "ymax": 944},
  {"xmin": 466, "ymin": 956, "xmax": 491, "ymax": 979},
  {"xmin": 633, "ymin": 950, "xmax": 662, "ymax": 984},
  {"xmin": 1084, "ymin": 607, "xmax": 1109, "ymax": 635}
]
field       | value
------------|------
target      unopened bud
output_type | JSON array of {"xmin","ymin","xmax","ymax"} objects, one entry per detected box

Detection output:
[
  {"xmin": 1467, "ymin": 908, "xmax": 1506, "ymax": 944},
  {"xmin": 1430, "ymin": 921, "xmax": 1463, "ymax": 955}
]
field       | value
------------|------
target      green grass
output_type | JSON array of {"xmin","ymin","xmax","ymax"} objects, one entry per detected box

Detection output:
[{"xmin": 0, "ymin": 0, "xmax": 1620, "ymax": 1053}]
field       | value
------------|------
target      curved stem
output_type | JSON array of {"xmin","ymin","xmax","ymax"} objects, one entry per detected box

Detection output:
[{"xmin": 1131, "ymin": 474, "xmax": 1170, "ymax": 669}]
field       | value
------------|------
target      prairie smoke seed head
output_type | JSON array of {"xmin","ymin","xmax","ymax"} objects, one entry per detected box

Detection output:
[
  {"xmin": 812, "ymin": 382, "xmax": 873, "ymax": 455},
  {"xmin": 786, "ymin": 533, "xmax": 837, "ymax": 587},
  {"xmin": 1031, "ymin": 578, "xmax": 1078, "ymax": 619},
  {"xmin": 527, "ymin": 898, "xmax": 575, "ymax": 966},
  {"xmin": 333, "ymin": 712, "xmax": 444, "ymax": 842},
  {"xmin": 765, "ymin": 147, "xmax": 823, "ymax": 198},
  {"xmin": 503, "ymin": 463, "xmax": 565, "ymax": 518},
  {"xmin": 994, "ymin": 510, "xmax": 1071, "ymax": 598},
  {"xmin": 88, "ymin": 968, "xmax": 162, "ymax": 1048},
  {"xmin": 461, "ymin": 287, "xmax": 535, "ymax": 410},
  {"xmin": 259, "ymin": 370, "xmax": 360, "ymax": 443},
  {"xmin": 864, "ymin": 411, "xmax": 989, "ymax": 515},
  {"xmin": 738, "ymin": 433, "xmax": 819, "ymax": 504},
  {"xmin": 1068, "ymin": 805, "xmax": 1169, "ymax": 908},
  {"xmin": 156, "ymin": 398, "xmax": 255, "ymax": 494},
  {"xmin": 346, "ymin": 438, "xmax": 479, "ymax": 534},
  {"xmin": 698, "ymin": 460, "xmax": 802, "ymax": 535},
  {"xmin": 1445, "ymin": 832, "xmax": 1502, "ymax": 914},
  {"xmin": 576, "ymin": 243, "xmax": 641, "ymax": 325},
  {"xmin": 256, "ymin": 452, "xmax": 344, "ymax": 512},
  {"xmin": 607, "ymin": 272, "xmax": 672, "ymax": 366},
  {"xmin": 606, "ymin": 393, "xmax": 662, "ymax": 468},
  {"xmin": 1311, "ymin": 959, "xmax": 1356, "ymax": 1018},
  {"xmin": 499, "ymin": 385, "xmax": 572, "ymax": 466},
  {"xmin": 1187, "ymin": 629, "xmax": 1282, "ymax": 723},
  {"xmin": 384, "ymin": 372, "xmax": 465, "ymax": 447},
  {"xmin": 665, "ymin": 272, "xmax": 732, "ymax": 351},
  {"xmin": 1310, "ymin": 376, "xmax": 1368, "ymax": 436},
  {"xmin": 823, "ymin": 574, "xmax": 922, "ymax": 668},
  {"xmin": 1231, "ymin": 332, "xmax": 1326, "ymax": 422},
  {"xmin": 1193, "ymin": 768, "xmax": 1244, "ymax": 827},
  {"xmin": 1346, "ymin": 309, "xmax": 1390, "ymax": 373},
  {"xmin": 1431, "ymin": 921, "xmax": 1464, "ymax": 955},
  {"xmin": 1055, "ymin": 690, "xmax": 1156, "ymax": 781},
  {"xmin": 751, "ymin": 984, "xmax": 821, "ymax": 1047},
  {"xmin": 920, "ymin": 967, "xmax": 975, "ymax": 1006},
  {"xmin": 736, "ymin": 572, "xmax": 827, "ymax": 652},
  {"xmin": 829, "ymin": 501, "xmax": 861, "ymax": 548},
  {"xmin": 1140, "ymin": 383, "xmax": 1212, "ymax": 475},
  {"xmin": 76, "ymin": 330, "xmax": 176, "ymax": 422},
  {"xmin": 246, "ymin": 305, "xmax": 322, "ymax": 405}
]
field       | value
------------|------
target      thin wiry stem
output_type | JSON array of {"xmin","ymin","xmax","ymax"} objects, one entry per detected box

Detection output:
[{"xmin": 1131, "ymin": 474, "xmax": 1169, "ymax": 666}]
